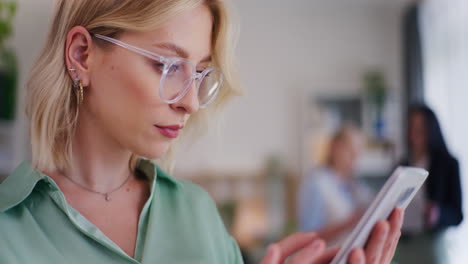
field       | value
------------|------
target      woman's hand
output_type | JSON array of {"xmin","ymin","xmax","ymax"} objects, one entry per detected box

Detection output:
[
  {"xmin": 260, "ymin": 208, "xmax": 404, "ymax": 264},
  {"xmin": 360, "ymin": 209, "xmax": 403, "ymax": 264},
  {"xmin": 425, "ymin": 201, "xmax": 440, "ymax": 228},
  {"xmin": 260, "ymin": 232, "xmax": 338, "ymax": 264}
]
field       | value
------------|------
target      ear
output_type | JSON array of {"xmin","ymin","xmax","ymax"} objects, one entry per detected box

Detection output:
[{"xmin": 65, "ymin": 26, "xmax": 94, "ymax": 87}]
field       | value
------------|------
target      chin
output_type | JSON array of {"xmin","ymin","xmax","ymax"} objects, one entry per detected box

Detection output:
[{"xmin": 135, "ymin": 143, "xmax": 171, "ymax": 160}]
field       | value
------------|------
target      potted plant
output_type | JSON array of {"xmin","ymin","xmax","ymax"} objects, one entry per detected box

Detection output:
[
  {"xmin": 364, "ymin": 70, "xmax": 387, "ymax": 140},
  {"xmin": 0, "ymin": 0, "xmax": 17, "ymax": 121}
]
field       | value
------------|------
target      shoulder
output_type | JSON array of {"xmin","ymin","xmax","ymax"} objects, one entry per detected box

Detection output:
[
  {"xmin": 312, "ymin": 167, "xmax": 339, "ymax": 190},
  {"xmin": 154, "ymin": 166, "xmax": 223, "ymax": 225},
  {"xmin": 298, "ymin": 168, "xmax": 332, "ymax": 201},
  {"xmin": 303, "ymin": 167, "xmax": 332, "ymax": 185},
  {"xmin": 446, "ymin": 155, "xmax": 460, "ymax": 177},
  {"xmin": 138, "ymin": 159, "xmax": 214, "ymax": 206},
  {"xmin": 156, "ymin": 166, "xmax": 215, "ymax": 205},
  {"xmin": 173, "ymin": 177, "xmax": 218, "ymax": 210},
  {"xmin": 432, "ymin": 152, "xmax": 459, "ymax": 169},
  {"xmin": 0, "ymin": 200, "xmax": 32, "ymax": 247},
  {"xmin": 151, "ymin": 168, "xmax": 242, "ymax": 262},
  {"xmin": 0, "ymin": 161, "xmax": 45, "ymax": 213},
  {"xmin": 448, "ymin": 155, "xmax": 459, "ymax": 167}
]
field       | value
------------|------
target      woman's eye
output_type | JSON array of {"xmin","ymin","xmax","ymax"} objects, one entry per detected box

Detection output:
[
  {"xmin": 153, "ymin": 62, "xmax": 165, "ymax": 73},
  {"xmin": 166, "ymin": 64, "xmax": 182, "ymax": 76},
  {"xmin": 170, "ymin": 64, "xmax": 181, "ymax": 72}
]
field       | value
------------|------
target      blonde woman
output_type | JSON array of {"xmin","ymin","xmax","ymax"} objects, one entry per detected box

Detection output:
[
  {"xmin": 298, "ymin": 125, "xmax": 373, "ymax": 245},
  {"xmin": 0, "ymin": 1, "xmax": 402, "ymax": 263}
]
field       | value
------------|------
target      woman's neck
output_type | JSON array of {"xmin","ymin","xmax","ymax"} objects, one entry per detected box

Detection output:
[
  {"xmin": 331, "ymin": 164, "xmax": 352, "ymax": 182},
  {"xmin": 61, "ymin": 111, "xmax": 134, "ymax": 191},
  {"xmin": 411, "ymin": 148, "xmax": 428, "ymax": 163}
]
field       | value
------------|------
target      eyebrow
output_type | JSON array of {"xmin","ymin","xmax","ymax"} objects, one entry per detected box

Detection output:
[{"xmin": 153, "ymin": 42, "xmax": 212, "ymax": 63}]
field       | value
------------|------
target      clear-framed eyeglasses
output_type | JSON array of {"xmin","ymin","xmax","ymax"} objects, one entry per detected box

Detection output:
[{"xmin": 93, "ymin": 34, "xmax": 224, "ymax": 108}]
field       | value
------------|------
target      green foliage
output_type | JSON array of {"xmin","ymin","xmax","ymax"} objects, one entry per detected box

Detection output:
[
  {"xmin": 0, "ymin": 47, "xmax": 17, "ymax": 120},
  {"xmin": 0, "ymin": 0, "xmax": 17, "ymax": 120},
  {"xmin": 0, "ymin": 0, "xmax": 17, "ymax": 50},
  {"xmin": 364, "ymin": 70, "xmax": 387, "ymax": 112}
]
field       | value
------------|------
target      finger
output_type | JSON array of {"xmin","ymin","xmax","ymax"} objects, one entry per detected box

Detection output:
[
  {"xmin": 381, "ymin": 209, "xmax": 404, "ymax": 263},
  {"xmin": 364, "ymin": 221, "xmax": 389, "ymax": 264},
  {"xmin": 389, "ymin": 208, "xmax": 404, "ymax": 231},
  {"xmin": 287, "ymin": 239, "xmax": 326, "ymax": 264},
  {"xmin": 382, "ymin": 230, "xmax": 401, "ymax": 264},
  {"xmin": 261, "ymin": 232, "xmax": 317, "ymax": 264},
  {"xmin": 261, "ymin": 243, "xmax": 281, "ymax": 264},
  {"xmin": 348, "ymin": 248, "xmax": 366, "ymax": 264},
  {"xmin": 315, "ymin": 247, "xmax": 340, "ymax": 264}
]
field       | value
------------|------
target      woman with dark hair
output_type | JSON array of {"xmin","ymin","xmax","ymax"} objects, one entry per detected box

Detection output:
[
  {"xmin": 396, "ymin": 104, "xmax": 463, "ymax": 264},
  {"xmin": 404, "ymin": 104, "xmax": 463, "ymax": 230}
]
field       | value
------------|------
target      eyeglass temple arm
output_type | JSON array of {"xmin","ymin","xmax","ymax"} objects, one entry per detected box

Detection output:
[{"xmin": 93, "ymin": 34, "xmax": 167, "ymax": 63}]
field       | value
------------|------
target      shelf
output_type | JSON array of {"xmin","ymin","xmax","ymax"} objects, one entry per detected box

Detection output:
[{"xmin": 356, "ymin": 148, "xmax": 395, "ymax": 178}]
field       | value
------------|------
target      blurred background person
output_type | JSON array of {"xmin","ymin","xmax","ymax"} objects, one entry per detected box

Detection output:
[
  {"xmin": 396, "ymin": 104, "xmax": 463, "ymax": 264},
  {"xmin": 297, "ymin": 124, "xmax": 374, "ymax": 246},
  {"xmin": 403, "ymin": 104, "xmax": 463, "ymax": 232}
]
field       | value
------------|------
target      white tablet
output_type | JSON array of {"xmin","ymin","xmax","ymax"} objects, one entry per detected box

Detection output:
[{"xmin": 330, "ymin": 166, "xmax": 428, "ymax": 264}]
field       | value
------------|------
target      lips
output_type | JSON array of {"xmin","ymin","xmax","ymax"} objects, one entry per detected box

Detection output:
[{"xmin": 155, "ymin": 125, "xmax": 183, "ymax": 138}]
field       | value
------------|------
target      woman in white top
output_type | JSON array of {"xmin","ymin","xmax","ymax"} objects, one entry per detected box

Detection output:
[{"xmin": 299, "ymin": 125, "xmax": 374, "ymax": 245}]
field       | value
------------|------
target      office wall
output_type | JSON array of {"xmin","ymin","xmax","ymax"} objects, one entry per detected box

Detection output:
[
  {"xmin": 176, "ymin": 1, "xmax": 407, "ymax": 175},
  {"xmin": 9, "ymin": 0, "xmax": 54, "ymax": 170},
  {"xmin": 8, "ymin": 1, "xmax": 409, "ymax": 177}
]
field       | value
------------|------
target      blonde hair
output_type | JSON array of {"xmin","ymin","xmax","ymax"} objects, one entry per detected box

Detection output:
[
  {"xmin": 26, "ymin": 0, "xmax": 241, "ymax": 172},
  {"xmin": 325, "ymin": 124, "xmax": 363, "ymax": 166}
]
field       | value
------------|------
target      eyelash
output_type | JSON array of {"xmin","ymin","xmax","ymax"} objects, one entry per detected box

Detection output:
[
  {"xmin": 152, "ymin": 62, "xmax": 165, "ymax": 73},
  {"xmin": 151, "ymin": 61, "xmax": 207, "ymax": 75}
]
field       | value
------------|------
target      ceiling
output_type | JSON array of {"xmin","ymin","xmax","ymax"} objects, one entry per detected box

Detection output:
[
  {"xmin": 296, "ymin": 0, "xmax": 419, "ymax": 8},
  {"xmin": 356, "ymin": 0, "xmax": 418, "ymax": 6}
]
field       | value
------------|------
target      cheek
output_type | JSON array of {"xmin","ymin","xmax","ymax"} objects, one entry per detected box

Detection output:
[
  {"xmin": 92, "ymin": 56, "xmax": 163, "ymax": 116},
  {"xmin": 410, "ymin": 129, "xmax": 425, "ymax": 145},
  {"xmin": 87, "ymin": 55, "xmax": 171, "ymax": 157},
  {"xmin": 112, "ymin": 61, "xmax": 160, "ymax": 106}
]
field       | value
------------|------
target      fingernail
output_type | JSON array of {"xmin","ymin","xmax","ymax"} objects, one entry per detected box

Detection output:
[{"xmin": 311, "ymin": 240, "xmax": 323, "ymax": 250}]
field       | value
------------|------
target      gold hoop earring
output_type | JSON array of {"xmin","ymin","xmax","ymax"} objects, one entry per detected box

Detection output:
[
  {"xmin": 78, "ymin": 82, "xmax": 84, "ymax": 105},
  {"xmin": 73, "ymin": 80, "xmax": 84, "ymax": 105},
  {"xmin": 69, "ymin": 68, "xmax": 84, "ymax": 105}
]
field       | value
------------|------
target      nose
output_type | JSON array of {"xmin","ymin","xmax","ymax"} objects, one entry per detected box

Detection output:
[{"xmin": 170, "ymin": 78, "xmax": 199, "ymax": 114}]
